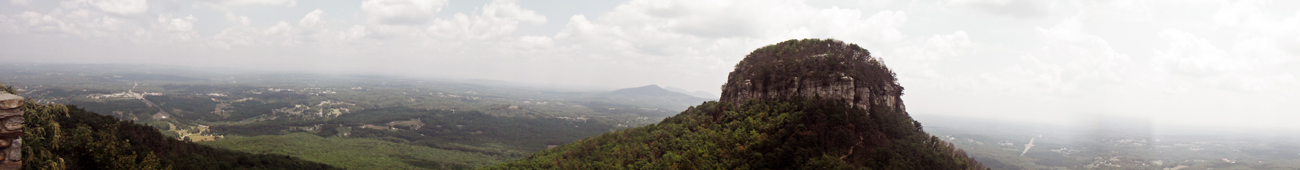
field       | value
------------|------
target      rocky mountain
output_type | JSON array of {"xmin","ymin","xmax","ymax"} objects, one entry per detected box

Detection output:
[
  {"xmin": 720, "ymin": 39, "xmax": 904, "ymax": 111},
  {"xmin": 488, "ymin": 39, "xmax": 985, "ymax": 169},
  {"xmin": 607, "ymin": 85, "xmax": 685, "ymax": 97}
]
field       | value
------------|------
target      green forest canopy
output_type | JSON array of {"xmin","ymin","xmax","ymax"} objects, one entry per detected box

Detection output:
[{"xmin": 487, "ymin": 98, "xmax": 986, "ymax": 170}]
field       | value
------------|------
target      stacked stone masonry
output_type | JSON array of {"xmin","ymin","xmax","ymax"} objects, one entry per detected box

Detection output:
[{"xmin": 0, "ymin": 92, "xmax": 22, "ymax": 170}]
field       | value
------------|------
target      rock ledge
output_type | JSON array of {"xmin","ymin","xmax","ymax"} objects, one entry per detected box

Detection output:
[{"xmin": 720, "ymin": 39, "xmax": 905, "ymax": 112}]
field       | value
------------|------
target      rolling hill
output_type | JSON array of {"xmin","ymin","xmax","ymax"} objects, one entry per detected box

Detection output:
[{"xmin": 486, "ymin": 39, "xmax": 986, "ymax": 169}]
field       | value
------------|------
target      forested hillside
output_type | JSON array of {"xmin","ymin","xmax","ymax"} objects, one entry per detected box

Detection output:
[
  {"xmin": 9, "ymin": 83, "xmax": 337, "ymax": 170},
  {"xmin": 487, "ymin": 39, "xmax": 985, "ymax": 169}
]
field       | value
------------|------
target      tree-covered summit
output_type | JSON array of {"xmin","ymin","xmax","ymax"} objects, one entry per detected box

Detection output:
[{"xmin": 488, "ymin": 39, "xmax": 984, "ymax": 169}]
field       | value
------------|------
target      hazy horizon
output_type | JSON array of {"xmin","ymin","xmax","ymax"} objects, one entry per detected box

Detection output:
[{"xmin": 3, "ymin": 0, "xmax": 1299, "ymax": 132}]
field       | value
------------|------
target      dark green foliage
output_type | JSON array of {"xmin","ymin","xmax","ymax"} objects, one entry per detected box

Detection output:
[
  {"xmin": 66, "ymin": 99, "xmax": 153, "ymax": 118},
  {"xmin": 145, "ymin": 95, "xmax": 218, "ymax": 120},
  {"xmin": 202, "ymin": 132, "xmax": 496, "ymax": 170},
  {"xmin": 21, "ymin": 88, "xmax": 110, "ymax": 100},
  {"xmin": 0, "ymin": 81, "xmax": 14, "ymax": 94},
  {"xmin": 21, "ymin": 101, "xmax": 339, "ymax": 170},
  {"xmin": 739, "ymin": 39, "xmax": 896, "ymax": 86},
  {"xmin": 210, "ymin": 120, "xmax": 300, "ymax": 136},
  {"xmin": 485, "ymin": 98, "xmax": 985, "ymax": 170},
  {"xmin": 225, "ymin": 100, "xmax": 293, "ymax": 121},
  {"xmin": 971, "ymin": 155, "xmax": 1020, "ymax": 170},
  {"xmin": 203, "ymin": 107, "xmax": 622, "ymax": 169},
  {"xmin": 214, "ymin": 107, "xmax": 614, "ymax": 153}
]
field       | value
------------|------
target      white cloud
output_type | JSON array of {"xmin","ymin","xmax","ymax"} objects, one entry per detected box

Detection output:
[
  {"xmin": 338, "ymin": 25, "xmax": 367, "ymax": 41},
  {"xmin": 515, "ymin": 35, "xmax": 553, "ymax": 49},
  {"xmin": 94, "ymin": 0, "xmax": 149, "ymax": 16},
  {"xmin": 361, "ymin": 0, "xmax": 447, "ymax": 25},
  {"xmin": 891, "ymin": 31, "xmax": 972, "ymax": 77},
  {"xmin": 299, "ymin": 9, "xmax": 324, "ymax": 27},
  {"xmin": 208, "ymin": 19, "xmax": 298, "ymax": 48},
  {"xmin": 263, "ymin": 21, "xmax": 291, "ymax": 37},
  {"xmin": 3, "ymin": 0, "xmax": 1299, "ymax": 130},
  {"xmin": 426, "ymin": 0, "xmax": 547, "ymax": 40},
  {"xmin": 984, "ymin": 16, "xmax": 1132, "ymax": 97},
  {"xmin": 207, "ymin": 9, "xmax": 340, "ymax": 49},
  {"xmin": 1151, "ymin": 29, "xmax": 1300, "ymax": 93},
  {"xmin": 225, "ymin": 13, "xmax": 250, "ymax": 26},
  {"xmin": 817, "ymin": 9, "xmax": 908, "ymax": 44},
  {"xmin": 1, "ymin": 8, "xmax": 117, "ymax": 37},
  {"xmin": 1211, "ymin": 0, "xmax": 1265, "ymax": 27},
  {"xmin": 10, "ymin": 0, "xmax": 31, "ymax": 6},
  {"xmin": 199, "ymin": 0, "xmax": 296, "ymax": 7},
  {"xmin": 536, "ymin": 0, "xmax": 932, "ymax": 91},
  {"xmin": 481, "ymin": 0, "xmax": 546, "ymax": 23},
  {"xmin": 294, "ymin": 9, "xmax": 333, "ymax": 44},
  {"xmin": 948, "ymin": 0, "xmax": 1051, "ymax": 18},
  {"xmin": 364, "ymin": 24, "xmax": 428, "ymax": 39},
  {"xmin": 0, "ymin": 0, "xmax": 199, "ymax": 43},
  {"xmin": 153, "ymin": 15, "xmax": 200, "ymax": 41},
  {"xmin": 160, "ymin": 15, "xmax": 197, "ymax": 32},
  {"xmin": 551, "ymin": 15, "xmax": 600, "ymax": 43},
  {"xmin": 555, "ymin": 0, "xmax": 911, "ymax": 56},
  {"xmin": 208, "ymin": 13, "xmax": 257, "ymax": 48},
  {"xmin": 1212, "ymin": 2, "xmax": 1300, "ymax": 58},
  {"xmin": 1153, "ymin": 29, "xmax": 1244, "ymax": 76},
  {"xmin": 13, "ymin": 11, "xmax": 79, "ymax": 35}
]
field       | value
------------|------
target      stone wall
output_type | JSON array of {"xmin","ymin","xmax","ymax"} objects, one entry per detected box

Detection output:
[{"xmin": 0, "ymin": 92, "xmax": 22, "ymax": 169}]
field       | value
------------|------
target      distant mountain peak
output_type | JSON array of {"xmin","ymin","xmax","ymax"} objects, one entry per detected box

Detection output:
[
  {"xmin": 608, "ymin": 84, "xmax": 673, "ymax": 96},
  {"xmin": 636, "ymin": 84, "xmax": 662, "ymax": 89},
  {"xmin": 662, "ymin": 86, "xmax": 718, "ymax": 99},
  {"xmin": 599, "ymin": 85, "xmax": 709, "ymax": 115}
]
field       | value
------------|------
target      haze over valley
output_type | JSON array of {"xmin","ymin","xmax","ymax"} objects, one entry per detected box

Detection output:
[{"xmin": 3, "ymin": 0, "xmax": 1299, "ymax": 169}]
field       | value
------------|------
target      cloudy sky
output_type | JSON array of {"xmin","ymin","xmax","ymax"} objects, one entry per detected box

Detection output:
[{"xmin": 2, "ymin": 0, "xmax": 1298, "ymax": 131}]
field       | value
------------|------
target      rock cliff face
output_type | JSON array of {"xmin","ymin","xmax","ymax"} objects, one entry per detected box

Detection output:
[{"xmin": 720, "ymin": 39, "xmax": 905, "ymax": 112}]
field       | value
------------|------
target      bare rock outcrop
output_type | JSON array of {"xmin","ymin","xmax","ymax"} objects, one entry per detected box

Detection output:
[
  {"xmin": 0, "ymin": 93, "xmax": 20, "ymax": 110},
  {"xmin": 720, "ymin": 39, "xmax": 905, "ymax": 112},
  {"xmin": 0, "ymin": 92, "xmax": 22, "ymax": 169}
]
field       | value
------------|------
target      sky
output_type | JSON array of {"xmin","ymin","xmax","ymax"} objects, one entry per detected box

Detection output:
[{"xmin": 1, "ymin": 0, "xmax": 1298, "ymax": 131}]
